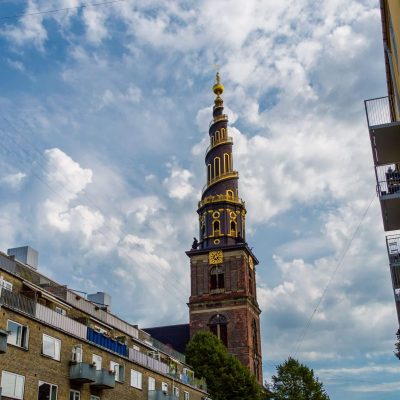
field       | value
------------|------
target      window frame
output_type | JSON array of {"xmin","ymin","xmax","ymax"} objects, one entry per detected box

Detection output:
[
  {"xmin": 7, "ymin": 319, "xmax": 29, "ymax": 349},
  {"xmin": 148, "ymin": 376, "xmax": 156, "ymax": 391},
  {"xmin": 38, "ymin": 380, "xmax": 58, "ymax": 400},
  {"xmin": 110, "ymin": 361, "xmax": 124, "ymax": 382},
  {"xmin": 173, "ymin": 386, "xmax": 180, "ymax": 397},
  {"xmin": 1, "ymin": 370, "xmax": 25, "ymax": 399},
  {"xmin": 71, "ymin": 344, "xmax": 82, "ymax": 363},
  {"xmin": 69, "ymin": 389, "xmax": 80, "ymax": 400},
  {"xmin": 161, "ymin": 381, "xmax": 169, "ymax": 393},
  {"xmin": 92, "ymin": 354, "xmax": 102, "ymax": 370},
  {"xmin": 184, "ymin": 391, "xmax": 190, "ymax": 400},
  {"xmin": 130, "ymin": 369, "xmax": 142, "ymax": 390},
  {"xmin": 90, "ymin": 396, "xmax": 100, "ymax": 400},
  {"xmin": 42, "ymin": 334, "xmax": 61, "ymax": 361}
]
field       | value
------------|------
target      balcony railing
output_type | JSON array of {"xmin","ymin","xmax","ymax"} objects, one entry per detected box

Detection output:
[
  {"xmin": 87, "ymin": 327, "xmax": 128, "ymax": 357},
  {"xmin": 69, "ymin": 362, "xmax": 96, "ymax": 383},
  {"xmin": 0, "ymin": 288, "xmax": 36, "ymax": 316},
  {"xmin": 205, "ymin": 136, "xmax": 233, "ymax": 156},
  {"xmin": 202, "ymin": 171, "xmax": 239, "ymax": 194},
  {"xmin": 90, "ymin": 369, "xmax": 115, "ymax": 389},
  {"xmin": 375, "ymin": 164, "xmax": 400, "ymax": 198},
  {"xmin": 168, "ymin": 372, "xmax": 207, "ymax": 392},
  {"xmin": 199, "ymin": 193, "xmax": 244, "ymax": 208},
  {"xmin": 365, "ymin": 96, "xmax": 397, "ymax": 128},
  {"xmin": 128, "ymin": 348, "xmax": 169, "ymax": 375},
  {"xmin": 36, "ymin": 303, "xmax": 87, "ymax": 339},
  {"xmin": 209, "ymin": 114, "xmax": 228, "ymax": 127}
]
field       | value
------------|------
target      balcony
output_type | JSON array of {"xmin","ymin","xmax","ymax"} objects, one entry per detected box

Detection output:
[
  {"xmin": 148, "ymin": 391, "xmax": 178, "ymax": 400},
  {"xmin": 69, "ymin": 362, "xmax": 96, "ymax": 383},
  {"xmin": 90, "ymin": 369, "xmax": 115, "ymax": 389},
  {"xmin": 0, "ymin": 288, "xmax": 35, "ymax": 316},
  {"xmin": 0, "ymin": 330, "xmax": 7, "ymax": 353},
  {"xmin": 209, "ymin": 114, "xmax": 228, "ymax": 128},
  {"xmin": 205, "ymin": 136, "xmax": 233, "ymax": 157},
  {"xmin": 375, "ymin": 164, "xmax": 400, "ymax": 231},
  {"xmin": 199, "ymin": 193, "xmax": 244, "ymax": 208},
  {"xmin": 87, "ymin": 327, "xmax": 128, "ymax": 357},
  {"xmin": 202, "ymin": 171, "xmax": 239, "ymax": 194},
  {"xmin": 167, "ymin": 372, "xmax": 207, "ymax": 392},
  {"xmin": 365, "ymin": 96, "xmax": 400, "ymax": 166}
]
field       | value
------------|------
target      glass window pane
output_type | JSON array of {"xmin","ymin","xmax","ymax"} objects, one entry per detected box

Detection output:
[
  {"xmin": 7, "ymin": 320, "xmax": 21, "ymax": 346},
  {"xmin": 43, "ymin": 335, "xmax": 55, "ymax": 357},
  {"xmin": 14, "ymin": 375, "xmax": 25, "ymax": 398},
  {"xmin": 54, "ymin": 339, "xmax": 60, "ymax": 360},
  {"xmin": 38, "ymin": 382, "xmax": 51, "ymax": 400},
  {"xmin": 51, "ymin": 385, "xmax": 58, "ymax": 400}
]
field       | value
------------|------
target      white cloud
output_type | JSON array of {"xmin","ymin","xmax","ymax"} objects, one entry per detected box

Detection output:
[
  {"xmin": 2, "ymin": 0, "xmax": 47, "ymax": 50},
  {"xmin": 1, "ymin": 172, "xmax": 26, "ymax": 188},
  {"xmin": 163, "ymin": 161, "xmax": 195, "ymax": 200}
]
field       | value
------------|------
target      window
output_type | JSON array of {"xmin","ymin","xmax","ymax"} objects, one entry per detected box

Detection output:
[
  {"xmin": 38, "ymin": 381, "xmax": 58, "ymax": 400},
  {"xmin": 173, "ymin": 386, "xmax": 180, "ymax": 397},
  {"xmin": 7, "ymin": 320, "xmax": 29, "ymax": 349},
  {"xmin": 184, "ymin": 391, "xmax": 190, "ymax": 400},
  {"xmin": 90, "ymin": 396, "xmax": 100, "ymax": 400},
  {"xmin": 249, "ymin": 268, "xmax": 254, "ymax": 295},
  {"xmin": 148, "ymin": 376, "xmax": 156, "ymax": 391},
  {"xmin": 69, "ymin": 389, "xmax": 80, "ymax": 400},
  {"xmin": 132, "ymin": 344, "xmax": 140, "ymax": 352},
  {"xmin": 130, "ymin": 370, "xmax": 142, "ymax": 389},
  {"xmin": 210, "ymin": 266, "xmax": 224, "ymax": 290},
  {"xmin": 209, "ymin": 314, "xmax": 228, "ymax": 347},
  {"xmin": 224, "ymin": 153, "xmax": 230, "ymax": 173},
  {"xmin": 207, "ymin": 163, "xmax": 212, "ymax": 182},
  {"xmin": 0, "ymin": 277, "xmax": 12, "ymax": 291},
  {"xmin": 212, "ymin": 220, "xmax": 220, "ymax": 236},
  {"xmin": 92, "ymin": 354, "xmax": 102, "ymax": 370},
  {"xmin": 162, "ymin": 382, "xmax": 168, "ymax": 393},
  {"xmin": 110, "ymin": 361, "xmax": 124, "ymax": 382},
  {"xmin": 214, "ymin": 157, "xmax": 221, "ymax": 177},
  {"xmin": 72, "ymin": 344, "xmax": 82, "ymax": 363},
  {"xmin": 230, "ymin": 220, "xmax": 237, "ymax": 236},
  {"xmin": 1, "ymin": 371, "xmax": 25, "ymax": 399},
  {"xmin": 42, "ymin": 334, "xmax": 61, "ymax": 360},
  {"xmin": 55, "ymin": 307, "xmax": 66, "ymax": 316}
]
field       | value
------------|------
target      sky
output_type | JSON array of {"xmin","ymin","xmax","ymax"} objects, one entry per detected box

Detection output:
[{"xmin": 0, "ymin": 0, "xmax": 399, "ymax": 398}]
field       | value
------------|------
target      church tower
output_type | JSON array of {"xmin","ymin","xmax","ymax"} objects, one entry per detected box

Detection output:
[{"xmin": 187, "ymin": 73, "xmax": 263, "ymax": 383}]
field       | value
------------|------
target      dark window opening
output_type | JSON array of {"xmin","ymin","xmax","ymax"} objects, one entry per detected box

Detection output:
[
  {"xmin": 209, "ymin": 314, "xmax": 228, "ymax": 347},
  {"xmin": 210, "ymin": 266, "xmax": 224, "ymax": 290}
]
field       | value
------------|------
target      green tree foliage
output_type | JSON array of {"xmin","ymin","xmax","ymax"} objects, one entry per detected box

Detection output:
[
  {"xmin": 269, "ymin": 357, "xmax": 330, "ymax": 400},
  {"xmin": 395, "ymin": 329, "xmax": 400, "ymax": 361},
  {"xmin": 186, "ymin": 331, "xmax": 264, "ymax": 400}
]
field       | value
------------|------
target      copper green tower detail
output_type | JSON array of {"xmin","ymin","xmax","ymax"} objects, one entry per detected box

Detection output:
[{"xmin": 187, "ymin": 74, "xmax": 263, "ymax": 384}]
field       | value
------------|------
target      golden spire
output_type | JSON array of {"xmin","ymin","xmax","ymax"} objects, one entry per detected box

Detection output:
[{"xmin": 213, "ymin": 71, "xmax": 224, "ymax": 98}]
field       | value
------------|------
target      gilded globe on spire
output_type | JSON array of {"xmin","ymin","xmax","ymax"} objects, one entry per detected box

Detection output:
[{"xmin": 212, "ymin": 72, "xmax": 224, "ymax": 97}]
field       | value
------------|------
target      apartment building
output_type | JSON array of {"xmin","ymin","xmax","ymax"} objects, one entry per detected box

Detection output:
[
  {"xmin": 0, "ymin": 247, "xmax": 208, "ymax": 400},
  {"xmin": 364, "ymin": 0, "xmax": 400, "ymax": 325}
]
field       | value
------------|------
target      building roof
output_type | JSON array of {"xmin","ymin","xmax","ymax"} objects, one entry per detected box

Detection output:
[{"xmin": 143, "ymin": 324, "xmax": 190, "ymax": 355}]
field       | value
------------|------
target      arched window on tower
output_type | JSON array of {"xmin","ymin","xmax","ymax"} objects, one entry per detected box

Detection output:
[
  {"xmin": 210, "ymin": 265, "xmax": 224, "ymax": 291},
  {"xmin": 211, "ymin": 135, "xmax": 215, "ymax": 146},
  {"xmin": 214, "ymin": 157, "xmax": 221, "ymax": 177},
  {"xmin": 230, "ymin": 220, "xmax": 237, "ymax": 237},
  {"xmin": 252, "ymin": 319, "xmax": 259, "ymax": 377},
  {"xmin": 208, "ymin": 314, "xmax": 228, "ymax": 346},
  {"xmin": 248, "ymin": 267, "xmax": 254, "ymax": 295},
  {"xmin": 207, "ymin": 164, "xmax": 212, "ymax": 182},
  {"xmin": 221, "ymin": 128, "xmax": 226, "ymax": 139},
  {"xmin": 226, "ymin": 190, "xmax": 234, "ymax": 199},
  {"xmin": 213, "ymin": 220, "xmax": 221, "ymax": 236},
  {"xmin": 224, "ymin": 153, "xmax": 230, "ymax": 173},
  {"xmin": 215, "ymin": 131, "xmax": 220, "ymax": 142}
]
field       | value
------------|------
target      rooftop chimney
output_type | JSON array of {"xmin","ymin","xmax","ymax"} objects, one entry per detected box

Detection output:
[
  {"xmin": 7, "ymin": 246, "xmax": 38, "ymax": 270},
  {"xmin": 87, "ymin": 292, "xmax": 111, "ymax": 312}
]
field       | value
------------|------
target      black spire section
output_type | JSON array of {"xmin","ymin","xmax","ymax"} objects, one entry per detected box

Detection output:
[{"xmin": 196, "ymin": 74, "xmax": 246, "ymax": 250}]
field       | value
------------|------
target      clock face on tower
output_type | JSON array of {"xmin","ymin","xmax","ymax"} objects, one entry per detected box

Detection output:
[{"xmin": 209, "ymin": 250, "xmax": 223, "ymax": 265}]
